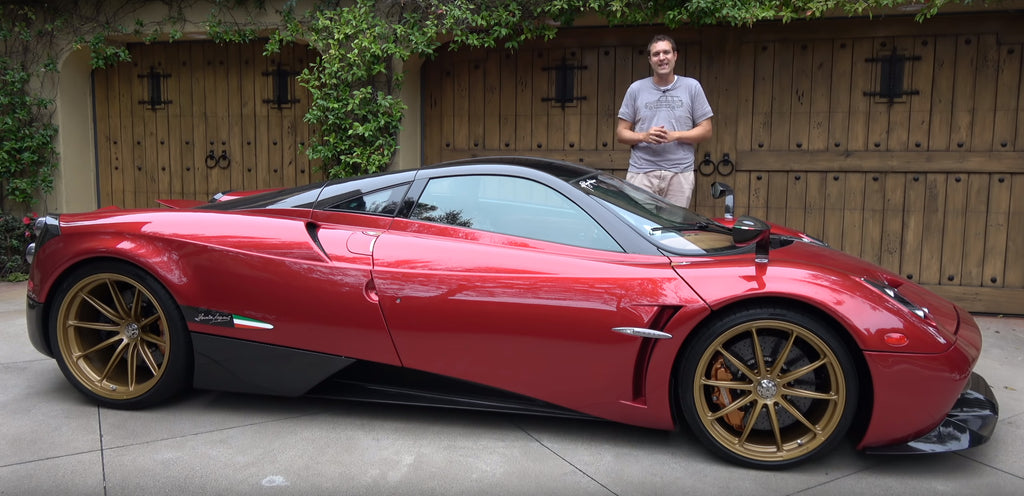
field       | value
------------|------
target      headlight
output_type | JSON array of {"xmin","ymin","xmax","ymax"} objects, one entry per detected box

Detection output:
[
  {"xmin": 863, "ymin": 277, "xmax": 929, "ymax": 320},
  {"xmin": 800, "ymin": 233, "xmax": 829, "ymax": 247}
]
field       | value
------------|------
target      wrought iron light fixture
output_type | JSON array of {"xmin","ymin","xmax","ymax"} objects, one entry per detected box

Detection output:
[
  {"xmin": 138, "ymin": 66, "xmax": 172, "ymax": 110},
  {"xmin": 542, "ymin": 56, "xmax": 588, "ymax": 109},
  {"xmin": 263, "ymin": 64, "xmax": 300, "ymax": 109},
  {"xmin": 864, "ymin": 49, "xmax": 921, "ymax": 103}
]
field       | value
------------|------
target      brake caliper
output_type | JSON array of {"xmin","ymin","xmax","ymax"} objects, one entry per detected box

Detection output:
[{"xmin": 710, "ymin": 355, "xmax": 747, "ymax": 430}]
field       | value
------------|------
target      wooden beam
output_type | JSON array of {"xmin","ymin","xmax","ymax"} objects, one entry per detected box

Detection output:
[
  {"xmin": 732, "ymin": 151, "xmax": 1024, "ymax": 173},
  {"xmin": 923, "ymin": 285, "xmax": 1024, "ymax": 315}
]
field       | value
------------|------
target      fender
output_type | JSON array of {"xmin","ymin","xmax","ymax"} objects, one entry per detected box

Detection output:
[
  {"xmin": 669, "ymin": 242, "xmax": 959, "ymax": 355},
  {"xmin": 30, "ymin": 209, "xmax": 322, "ymax": 306},
  {"xmin": 29, "ymin": 208, "xmax": 403, "ymax": 367},
  {"xmin": 662, "ymin": 241, "xmax": 979, "ymax": 448}
]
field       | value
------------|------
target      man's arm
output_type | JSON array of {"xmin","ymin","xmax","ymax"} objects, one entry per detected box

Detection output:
[
  {"xmin": 616, "ymin": 118, "xmax": 671, "ymax": 146},
  {"xmin": 669, "ymin": 118, "xmax": 712, "ymax": 145},
  {"xmin": 616, "ymin": 118, "xmax": 643, "ymax": 145},
  {"xmin": 618, "ymin": 118, "xmax": 712, "ymax": 146}
]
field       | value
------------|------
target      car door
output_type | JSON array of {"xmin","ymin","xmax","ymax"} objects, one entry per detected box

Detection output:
[
  {"xmin": 294, "ymin": 183, "xmax": 413, "ymax": 366},
  {"xmin": 370, "ymin": 174, "xmax": 707, "ymax": 421}
]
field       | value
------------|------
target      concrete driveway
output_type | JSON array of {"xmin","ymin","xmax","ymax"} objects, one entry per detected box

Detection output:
[{"xmin": 2, "ymin": 280, "xmax": 1022, "ymax": 495}]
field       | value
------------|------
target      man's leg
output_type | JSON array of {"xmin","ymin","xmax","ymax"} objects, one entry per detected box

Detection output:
[
  {"xmin": 662, "ymin": 171, "xmax": 695, "ymax": 208},
  {"xmin": 626, "ymin": 171, "xmax": 664, "ymax": 196}
]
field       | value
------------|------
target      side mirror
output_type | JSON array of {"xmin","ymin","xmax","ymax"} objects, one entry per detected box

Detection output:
[
  {"xmin": 711, "ymin": 182, "xmax": 734, "ymax": 219},
  {"xmin": 732, "ymin": 215, "xmax": 771, "ymax": 263}
]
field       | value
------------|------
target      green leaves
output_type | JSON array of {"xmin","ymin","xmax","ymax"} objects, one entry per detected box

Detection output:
[
  {"xmin": 292, "ymin": 0, "xmax": 423, "ymax": 177},
  {"xmin": 287, "ymin": 0, "xmax": 573, "ymax": 177},
  {"xmin": 0, "ymin": 58, "xmax": 56, "ymax": 209},
  {"xmin": 0, "ymin": 211, "xmax": 35, "ymax": 280}
]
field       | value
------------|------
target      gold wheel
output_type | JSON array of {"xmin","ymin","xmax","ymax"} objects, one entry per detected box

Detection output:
[
  {"xmin": 691, "ymin": 319, "xmax": 848, "ymax": 463},
  {"xmin": 55, "ymin": 272, "xmax": 171, "ymax": 401}
]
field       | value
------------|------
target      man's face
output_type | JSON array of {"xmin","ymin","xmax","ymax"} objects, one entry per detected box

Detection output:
[{"xmin": 648, "ymin": 40, "xmax": 677, "ymax": 77}]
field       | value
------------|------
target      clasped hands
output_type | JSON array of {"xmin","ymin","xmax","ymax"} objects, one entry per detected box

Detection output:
[{"xmin": 643, "ymin": 126, "xmax": 673, "ymax": 145}]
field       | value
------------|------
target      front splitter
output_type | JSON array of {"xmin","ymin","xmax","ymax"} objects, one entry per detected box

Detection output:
[{"xmin": 866, "ymin": 372, "xmax": 998, "ymax": 454}]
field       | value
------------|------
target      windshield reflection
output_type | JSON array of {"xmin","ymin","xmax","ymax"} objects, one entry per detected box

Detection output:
[{"xmin": 575, "ymin": 174, "xmax": 737, "ymax": 255}]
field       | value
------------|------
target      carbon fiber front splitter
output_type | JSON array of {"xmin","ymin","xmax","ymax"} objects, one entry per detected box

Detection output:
[{"xmin": 866, "ymin": 372, "xmax": 998, "ymax": 454}]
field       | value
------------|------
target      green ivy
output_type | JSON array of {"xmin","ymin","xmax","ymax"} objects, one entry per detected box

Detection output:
[
  {"xmin": 295, "ymin": 1, "xmax": 420, "ymax": 177},
  {"xmin": 0, "ymin": 58, "xmax": 57, "ymax": 209}
]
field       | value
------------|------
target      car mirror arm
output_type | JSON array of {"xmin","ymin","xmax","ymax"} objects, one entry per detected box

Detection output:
[
  {"xmin": 731, "ymin": 215, "xmax": 771, "ymax": 263},
  {"xmin": 711, "ymin": 182, "xmax": 734, "ymax": 220}
]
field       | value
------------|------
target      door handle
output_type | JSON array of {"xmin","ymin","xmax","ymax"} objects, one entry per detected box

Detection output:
[
  {"xmin": 205, "ymin": 149, "xmax": 232, "ymax": 168},
  {"xmin": 217, "ymin": 150, "xmax": 231, "ymax": 169}
]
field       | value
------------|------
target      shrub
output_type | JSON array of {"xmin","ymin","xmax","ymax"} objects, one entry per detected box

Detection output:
[
  {"xmin": 0, "ymin": 58, "xmax": 57, "ymax": 210},
  {"xmin": 0, "ymin": 212, "xmax": 35, "ymax": 282}
]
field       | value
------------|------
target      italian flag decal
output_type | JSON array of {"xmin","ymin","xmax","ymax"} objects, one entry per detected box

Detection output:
[{"xmin": 232, "ymin": 315, "xmax": 274, "ymax": 330}]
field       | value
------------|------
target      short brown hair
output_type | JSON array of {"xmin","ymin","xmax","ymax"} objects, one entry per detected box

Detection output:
[{"xmin": 648, "ymin": 34, "xmax": 678, "ymax": 54}]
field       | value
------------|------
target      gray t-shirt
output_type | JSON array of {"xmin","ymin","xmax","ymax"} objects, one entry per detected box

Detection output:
[{"xmin": 617, "ymin": 75, "xmax": 713, "ymax": 173}]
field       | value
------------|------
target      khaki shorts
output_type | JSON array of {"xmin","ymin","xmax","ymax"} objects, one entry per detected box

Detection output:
[{"xmin": 626, "ymin": 170, "xmax": 695, "ymax": 208}]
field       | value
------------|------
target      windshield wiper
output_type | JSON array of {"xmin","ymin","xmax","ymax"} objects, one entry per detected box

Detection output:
[{"xmin": 649, "ymin": 221, "xmax": 731, "ymax": 235}]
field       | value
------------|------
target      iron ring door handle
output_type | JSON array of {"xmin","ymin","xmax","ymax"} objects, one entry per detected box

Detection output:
[
  {"xmin": 698, "ymin": 152, "xmax": 716, "ymax": 176},
  {"xmin": 716, "ymin": 153, "xmax": 735, "ymax": 176},
  {"xmin": 205, "ymin": 150, "xmax": 218, "ymax": 168},
  {"xmin": 217, "ymin": 150, "xmax": 231, "ymax": 169}
]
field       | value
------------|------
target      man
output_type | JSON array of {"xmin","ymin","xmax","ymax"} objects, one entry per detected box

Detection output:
[{"xmin": 616, "ymin": 34, "xmax": 713, "ymax": 209}]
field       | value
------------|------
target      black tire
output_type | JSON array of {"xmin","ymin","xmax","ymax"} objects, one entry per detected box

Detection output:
[
  {"xmin": 48, "ymin": 261, "xmax": 192, "ymax": 409},
  {"xmin": 678, "ymin": 305, "xmax": 859, "ymax": 469}
]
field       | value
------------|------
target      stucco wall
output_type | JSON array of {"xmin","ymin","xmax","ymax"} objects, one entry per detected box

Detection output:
[{"xmin": 51, "ymin": 49, "xmax": 98, "ymax": 213}]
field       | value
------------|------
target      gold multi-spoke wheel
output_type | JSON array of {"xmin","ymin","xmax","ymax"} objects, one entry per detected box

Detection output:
[
  {"xmin": 50, "ymin": 263, "xmax": 191, "ymax": 408},
  {"xmin": 679, "ymin": 307, "xmax": 858, "ymax": 469}
]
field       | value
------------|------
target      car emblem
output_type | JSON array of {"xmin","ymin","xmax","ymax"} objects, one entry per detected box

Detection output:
[
  {"xmin": 124, "ymin": 322, "xmax": 140, "ymax": 339},
  {"xmin": 756, "ymin": 379, "xmax": 778, "ymax": 400}
]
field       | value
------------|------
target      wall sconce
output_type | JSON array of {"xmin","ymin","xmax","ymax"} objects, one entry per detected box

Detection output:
[
  {"xmin": 863, "ymin": 49, "xmax": 921, "ymax": 103},
  {"xmin": 263, "ymin": 64, "xmax": 300, "ymax": 109},
  {"xmin": 542, "ymin": 56, "xmax": 588, "ymax": 109},
  {"xmin": 138, "ymin": 66, "xmax": 172, "ymax": 110}
]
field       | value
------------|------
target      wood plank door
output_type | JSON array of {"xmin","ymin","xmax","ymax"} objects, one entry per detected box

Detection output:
[
  {"xmin": 711, "ymin": 20, "xmax": 1024, "ymax": 314},
  {"xmin": 93, "ymin": 40, "xmax": 322, "ymax": 209},
  {"xmin": 422, "ymin": 31, "xmax": 705, "ymax": 175},
  {"xmin": 420, "ymin": 18, "xmax": 1024, "ymax": 314}
]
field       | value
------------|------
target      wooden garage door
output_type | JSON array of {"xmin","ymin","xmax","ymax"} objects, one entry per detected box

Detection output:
[
  {"xmin": 422, "ymin": 18, "xmax": 1024, "ymax": 314},
  {"xmin": 93, "ymin": 40, "xmax": 322, "ymax": 209},
  {"xmin": 422, "ymin": 32, "xmax": 705, "ymax": 170}
]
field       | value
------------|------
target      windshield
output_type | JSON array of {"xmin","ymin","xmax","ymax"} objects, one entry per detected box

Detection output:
[{"xmin": 573, "ymin": 173, "xmax": 738, "ymax": 255}]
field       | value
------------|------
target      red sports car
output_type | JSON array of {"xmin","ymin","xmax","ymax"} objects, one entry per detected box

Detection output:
[{"xmin": 24, "ymin": 156, "xmax": 997, "ymax": 469}]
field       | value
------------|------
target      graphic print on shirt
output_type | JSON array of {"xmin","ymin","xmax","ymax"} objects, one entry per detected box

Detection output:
[{"xmin": 645, "ymin": 95, "xmax": 684, "ymax": 111}]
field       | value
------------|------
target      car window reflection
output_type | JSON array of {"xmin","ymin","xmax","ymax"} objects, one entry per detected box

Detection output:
[
  {"xmin": 578, "ymin": 174, "xmax": 737, "ymax": 255},
  {"xmin": 411, "ymin": 175, "xmax": 621, "ymax": 252},
  {"xmin": 325, "ymin": 184, "xmax": 410, "ymax": 216}
]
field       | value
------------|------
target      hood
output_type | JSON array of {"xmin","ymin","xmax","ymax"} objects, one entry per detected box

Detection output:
[{"xmin": 672, "ymin": 240, "xmax": 961, "ymax": 354}]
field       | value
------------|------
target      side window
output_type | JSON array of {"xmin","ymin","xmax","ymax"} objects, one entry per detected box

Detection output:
[
  {"xmin": 325, "ymin": 184, "xmax": 409, "ymax": 215},
  {"xmin": 411, "ymin": 175, "xmax": 622, "ymax": 252}
]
